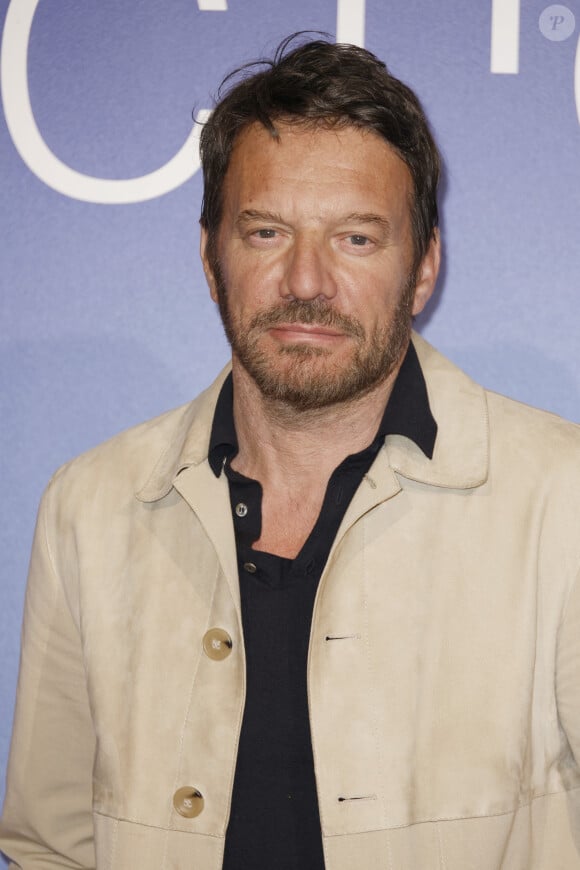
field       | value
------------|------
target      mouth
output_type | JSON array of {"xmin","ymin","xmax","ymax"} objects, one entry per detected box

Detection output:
[{"xmin": 267, "ymin": 323, "xmax": 347, "ymax": 344}]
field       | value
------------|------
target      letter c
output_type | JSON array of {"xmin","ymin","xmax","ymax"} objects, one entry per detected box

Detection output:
[{"xmin": 0, "ymin": 0, "xmax": 208, "ymax": 204}]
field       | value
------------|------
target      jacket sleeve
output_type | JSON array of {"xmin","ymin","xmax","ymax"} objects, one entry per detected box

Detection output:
[
  {"xmin": 557, "ymin": 567, "xmax": 580, "ymax": 769},
  {"xmin": 0, "ymin": 479, "xmax": 96, "ymax": 869}
]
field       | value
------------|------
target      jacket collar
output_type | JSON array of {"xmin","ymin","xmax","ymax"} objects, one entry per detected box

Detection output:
[
  {"xmin": 385, "ymin": 332, "xmax": 489, "ymax": 489},
  {"xmin": 135, "ymin": 366, "xmax": 232, "ymax": 502},
  {"xmin": 135, "ymin": 332, "xmax": 489, "ymax": 503}
]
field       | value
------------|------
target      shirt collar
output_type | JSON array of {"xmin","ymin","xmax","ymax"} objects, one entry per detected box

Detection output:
[{"xmin": 208, "ymin": 339, "xmax": 437, "ymax": 478}]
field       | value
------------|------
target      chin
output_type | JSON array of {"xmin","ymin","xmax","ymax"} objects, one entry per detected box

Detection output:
[{"xmin": 244, "ymin": 349, "xmax": 390, "ymax": 411}]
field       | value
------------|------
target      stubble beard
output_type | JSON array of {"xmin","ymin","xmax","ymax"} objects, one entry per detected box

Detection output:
[{"xmin": 211, "ymin": 255, "xmax": 416, "ymax": 412}]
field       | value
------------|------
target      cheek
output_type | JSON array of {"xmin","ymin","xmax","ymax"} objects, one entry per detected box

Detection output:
[
  {"xmin": 224, "ymin": 256, "xmax": 284, "ymax": 308},
  {"xmin": 341, "ymin": 270, "xmax": 407, "ymax": 319}
]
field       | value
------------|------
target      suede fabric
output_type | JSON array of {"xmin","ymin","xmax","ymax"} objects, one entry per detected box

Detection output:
[{"xmin": 1, "ymin": 333, "xmax": 580, "ymax": 869}]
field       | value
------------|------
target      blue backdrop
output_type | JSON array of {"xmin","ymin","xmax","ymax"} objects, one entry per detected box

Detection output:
[{"xmin": 1, "ymin": 0, "xmax": 579, "ymax": 834}]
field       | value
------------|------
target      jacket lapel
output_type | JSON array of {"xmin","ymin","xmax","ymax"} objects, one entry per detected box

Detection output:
[
  {"xmin": 134, "ymin": 365, "xmax": 241, "ymax": 610},
  {"xmin": 172, "ymin": 463, "xmax": 241, "ymax": 612}
]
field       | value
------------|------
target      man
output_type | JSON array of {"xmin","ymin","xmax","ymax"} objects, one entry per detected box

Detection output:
[{"xmin": 1, "ymin": 35, "xmax": 579, "ymax": 870}]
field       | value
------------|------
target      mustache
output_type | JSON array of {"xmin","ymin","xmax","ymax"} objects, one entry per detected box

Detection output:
[{"xmin": 248, "ymin": 300, "xmax": 365, "ymax": 339}]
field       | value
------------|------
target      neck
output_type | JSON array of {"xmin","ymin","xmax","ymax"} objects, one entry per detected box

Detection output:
[{"xmin": 230, "ymin": 353, "xmax": 405, "ymax": 489}]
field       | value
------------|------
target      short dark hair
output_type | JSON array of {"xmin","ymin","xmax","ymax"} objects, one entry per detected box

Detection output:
[{"xmin": 199, "ymin": 34, "xmax": 441, "ymax": 271}]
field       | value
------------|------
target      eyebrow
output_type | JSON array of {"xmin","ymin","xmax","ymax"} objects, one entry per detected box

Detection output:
[
  {"xmin": 235, "ymin": 209, "xmax": 285, "ymax": 229},
  {"xmin": 342, "ymin": 213, "xmax": 392, "ymax": 233},
  {"xmin": 234, "ymin": 209, "xmax": 392, "ymax": 234}
]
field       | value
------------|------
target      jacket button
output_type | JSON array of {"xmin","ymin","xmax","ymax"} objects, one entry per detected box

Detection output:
[
  {"xmin": 173, "ymin": 786, "xmax": 204, "ymax": 818},
  {"xmin": 202, "ymin": 627, "xmax": 233, "ymax": 660}
]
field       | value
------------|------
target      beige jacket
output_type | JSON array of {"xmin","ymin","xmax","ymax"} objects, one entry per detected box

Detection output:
[{"xmin": 1, "ymin": 334, "xmax": 580, "ymax": 870}]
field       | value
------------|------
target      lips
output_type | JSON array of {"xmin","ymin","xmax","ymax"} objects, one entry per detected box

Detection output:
[
  {"xmin": 269, "ymin": 323, "xmax": 345, "ymax": 337},
  {"xmin": 266, "ymin": 322, "xmax": 350, "ymax": 348}
]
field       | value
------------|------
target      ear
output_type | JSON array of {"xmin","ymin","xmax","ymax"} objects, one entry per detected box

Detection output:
[
  {"xmin": 412, "ymin": 229, "xmax": 441, "ymax": 317},
  {"xmin": 200, "ymin": 225, "xmax": 219, "ymax": 303}
]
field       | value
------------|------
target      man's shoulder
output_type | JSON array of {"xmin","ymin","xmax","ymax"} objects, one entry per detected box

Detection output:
[
  {"xmin": 484, "ymin": 387, "xmax": 580, "ymax": 488},
  {"xmin": 47, "ymin": 367, "xmax": 230, "ymax": 505},
  {"xmin": 484, "ymin": 383, "xmax": 580, "ymax": 438},
  {"xmin": 414, "ymin": 332, "xmax": 579, "ymax": 431},
  {"xmin": 412, "ymin": 332, "xmax": 580, "ymax": 478}
]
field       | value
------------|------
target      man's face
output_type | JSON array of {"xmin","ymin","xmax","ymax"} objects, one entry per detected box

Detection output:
[{"xmin": 202, "ymin": 122, "xmax": 439, "ymax": 411}]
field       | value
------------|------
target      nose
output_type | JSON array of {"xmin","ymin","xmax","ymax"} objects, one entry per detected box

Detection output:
[{"xmin": 281, "ymin": 235, "xmax": 337, "ymax": 301}]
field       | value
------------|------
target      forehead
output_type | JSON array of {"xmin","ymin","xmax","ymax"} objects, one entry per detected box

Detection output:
[{"xmin": 220, "ymin": 121, "xmax": 413, "ymax": 225}]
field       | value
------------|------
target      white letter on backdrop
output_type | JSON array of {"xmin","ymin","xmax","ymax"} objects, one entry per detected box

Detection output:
[
  {"xmin": 576, "ymin": 33, "xmax": 580, "ymax": 124},
  {"xmin": 0, "ymin": 0, "xmax": 210, "ymax": 204},
  {"xmin": 490, "ymin": 0, "xmax": 520, "ymax": 73},
  {"xmin": 336, "ymin": 0, "xmax": 366, "ymax": 47}
]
